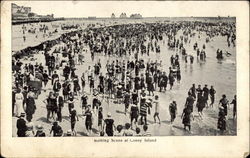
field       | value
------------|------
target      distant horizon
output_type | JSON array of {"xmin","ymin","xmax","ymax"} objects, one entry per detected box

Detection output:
[
  {"xmin": 12, "ymin": 1, "xmax": 238, "ymax": 18},
  {"xmin": 62, "ymin": 16, "xmax": 235, "ymax": 19}
]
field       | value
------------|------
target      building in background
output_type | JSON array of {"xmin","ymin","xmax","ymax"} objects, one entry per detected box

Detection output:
[
  {"xmin": 12, "ymin": 3, "xmax": 31, "ymax": 14},
  {"xmin": 12, "ymin": 3, "xmax": 54, "ymax": 20},
  {"xmin": 130, "ymin": 13, "xmax": 143, "ymax": 19},
  {"xmin": 120, "ymin": 13, "xmax": 127, "ymax": 19},
  {"xmin": 11, "ymin": 3, "xmax": 63, "ymax": 24},
  {"xmin": 111, "ymin": 13, "xmax": 116, "ymax": 19},
  {"xmin": 88, "ymin": 16, "xmax": 97, "ymax": 20}
]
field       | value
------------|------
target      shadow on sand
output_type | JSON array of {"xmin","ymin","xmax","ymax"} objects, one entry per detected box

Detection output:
[
  {"xmin": 172, "ymin": 125, "xmax": 186, "ymax": 131},
  {"xmin": 61, "ymin": 116, "xmax": 70, "ymax": 121},
  {"xmin": 77, "ymin": 131, "xmax": 88, "ymax": 136},
  {"xmin": 36, "ymin": 117, "xmax": 50, "ymax": 123},
  {"xmin": 92, "ymin": 128, "xmax": 99, "ymax": 134},
  {"xmin": 116, "ymin": 110, "xmax": 126, "ymax": 115},
  {"xmin": 161, "ymin": 120, "xmax": 171, "ymax": 125}
]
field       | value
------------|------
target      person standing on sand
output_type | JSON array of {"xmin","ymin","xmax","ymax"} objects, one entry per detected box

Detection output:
[
  {"xmin": 185, "ymin": 92, "xmax": 195, "ymax": 113},
  {"xmin": 104, "ymin": 113, "xmax": 115, "ymax": 136},
  {"xmin": 81, "ymin": 73, "xmax": 86, "ymax": 92},
  {"xmin": 81, "ymin": 91, "xmax": 88, "ymax": 113},
  {"xmin": 189, "ymin": 84, "xmax": 196, "ymax": 99},
  {"xmin": 42, "ymin": 70, "xmax": 50, "ymax": 90},
  {"xmin": 51, "ymin": 71, "xmax": 59, "ymax": 86},
  {"xmin": 217, "ymin": 106, "xmax": 226, "ymax": 134},
  {"xmin": 219, "ymin": 94, "xmax": 229, "ymax": 118},
  {"xmin": 190, "ymin": 55, "xmax": 194, "ymax": 64},
  {"xmin": 124, "ymin": 91, "xmax": 130, "ymax": 115},
  {"xmin": 147, "ymin": 74, "xmax": 155, "ymax": 96},
  {"xmin": 196, "ymin": 92, "xmax": 206, "ymax": 119},
  {"xmin": 153, "ymin": 95, "xmax": 160, "ymax": 124},
  {"xmin": 16, "ymin": 113, "xmax": 27, "ymax": 137},
  {"xmin": 43, "ymin": 91, "xmax": 55, "ymax": 122},
  {"xmin": 56, "ymin": 92, "xmax": 64, "ymax": 122},
  {"xmin": 209, "ymin": 86, "xmax": 216, "ymax": 108},
  {"xmin": 139, "ymin": 90, "xmax": 147, "ymax": 125},
  {"xmin": 15, "ymin": 89, "xmax": 25, "ymax": 117},
  {"xmin": 169, "ymin": 101, "xmax": 177, "ymax": 124},
  {"xmin": 25, "ymin": 93, "xmax": 36, "ymax": 122},
  {"xmin": 68, "ymin": 92, "xmax": 75, "ymax": 115},
  {"xmin": 98, "ymin": 107, "xmax": 104, "ymax": 132},
  {"xmin": 130, "ymin": 103, "xmax": 139, "ymax": 129},
  {"xmin": 176, "ymin": 66, "xmax": 181, "ymax": 83},
  {"xmin": 70, "ymin": 108, "xmax": 79, "ymax": 136},
  {"xmin": 84, "ymin": 105, "xmax": 93, "ymax": 135},
  {"xmin": 230, "ymin": 95, "xmax": 237, "ymax": 120},
  {"xmin": 168, "ymin": 73, "xmax": 175, "ymax": 90},
  {"xmin": 181, "ymin": 107, "xmax": 194, "ymax": 132},
  {"xmin": 202, "ymin": 84, "xmax": 209, "ymax": 108}
]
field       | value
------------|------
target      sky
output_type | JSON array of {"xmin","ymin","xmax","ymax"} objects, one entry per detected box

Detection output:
[{"xmin": 11, "ymin": 1, "xmax": 243, "ymax": 18}]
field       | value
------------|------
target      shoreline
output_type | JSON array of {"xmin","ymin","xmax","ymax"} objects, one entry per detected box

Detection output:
[
  {"xmin": 12, "ymin": 29, "xmax": 82, "ymax": 58},
  {"xmin": 12, "ymin": 18, "xmax": 65, "ymax": 25},
  {"xmin": 12, "ymin": 16, "xmax": 235, "ymax": 25}
]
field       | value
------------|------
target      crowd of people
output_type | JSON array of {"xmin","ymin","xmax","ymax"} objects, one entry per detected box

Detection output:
[{"xmin": 12, "ymin": 19, "xmax": 236, "ymax": 137}]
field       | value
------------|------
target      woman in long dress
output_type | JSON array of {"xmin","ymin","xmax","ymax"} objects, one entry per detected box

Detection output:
[
  {"xmin": 25, "ymin": 92, "xmax": 36, "ymax": 122},
  {"xmin": 181, "ymin": 107, "xmax": 194, "ymax": 132},
  {"xmin": 15, "ymin": 89, "xmax": 25, "ymax": 117}
]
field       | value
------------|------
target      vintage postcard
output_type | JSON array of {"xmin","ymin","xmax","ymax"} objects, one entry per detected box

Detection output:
[{"xmin": 1, "ymin": 1, "xmax": 249, "ymax": 157}]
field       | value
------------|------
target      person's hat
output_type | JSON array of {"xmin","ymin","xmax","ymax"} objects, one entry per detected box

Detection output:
[
  {"xmin": 107, "ymin": 112, "xmax": 111, "ymax": 117},
  {"xmin": 117, "ymin": 85, "xmax": 122, "ymax": 88},
  {"xmin": 117, "ymin": 125, "xmax": 123, "ymax": 131},
  {"xmin": 26, "ymin": 122, "xmax": 33, "ymax": 130},
  {"xmin": 16, "ymin": 88, "xmax": 21, "ymax": 93},
  {"xmin": 37, "ymin": 124, "xmax": 43, "ymax": 131},
  {"xmin": 20, "ymin": 113, "xmax": 25, "ymax": 117},
  {"xmin": 53, "ymin": 121, "xmax": 58, "ymax": 126},
  {"xmin": 66, "ymin": 130, "xmax": 72, "ymax": 136}
]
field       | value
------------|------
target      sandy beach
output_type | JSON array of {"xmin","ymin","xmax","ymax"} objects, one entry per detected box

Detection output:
[{"xmin": 12, "ymin": 18, "xmax": 236, "ymax": 136}]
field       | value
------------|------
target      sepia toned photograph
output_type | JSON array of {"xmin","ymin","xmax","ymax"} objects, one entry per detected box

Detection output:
[{"xmin": 11, "ymin": 1, "xmax": 237, "ymax": 137}]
